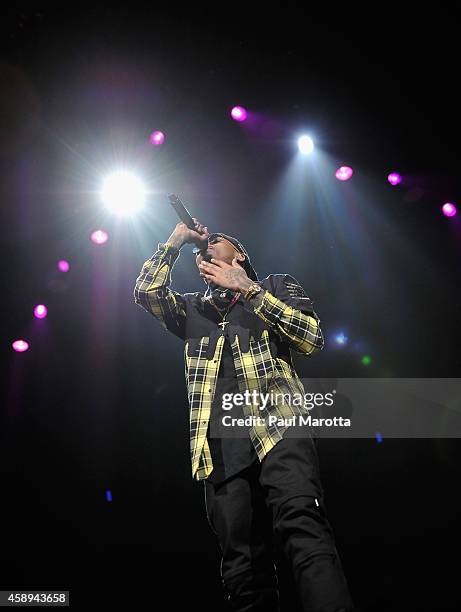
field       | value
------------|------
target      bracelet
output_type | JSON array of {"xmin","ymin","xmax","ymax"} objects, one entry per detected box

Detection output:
[{"xmin": 244, "ymin": 285, "xmax": 261, "ymax": 300}]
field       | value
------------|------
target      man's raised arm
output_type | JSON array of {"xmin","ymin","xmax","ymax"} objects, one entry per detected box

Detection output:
[{"xmin": 133, "ymin": 218, "xmax": 209, "ymax": 340}]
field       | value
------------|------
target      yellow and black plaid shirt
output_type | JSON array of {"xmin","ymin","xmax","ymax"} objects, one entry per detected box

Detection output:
[{"xmin": 134, "ymin": 242, "xmax": 324, "ymax": 481}]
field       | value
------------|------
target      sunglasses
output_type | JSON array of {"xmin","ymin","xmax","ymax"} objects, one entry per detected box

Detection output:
[{"xmin": 194, "ymin": 235, "xmax": 242, "ymax": 257}]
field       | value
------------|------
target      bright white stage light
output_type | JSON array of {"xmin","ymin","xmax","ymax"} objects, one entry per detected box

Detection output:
[
  {"xmin": 297, "ymin": 135, "xmax": 314, "ymax": 155},
  {"xmin": 101, "ymin": 171, "xmax": 146, "ymax": 216}
]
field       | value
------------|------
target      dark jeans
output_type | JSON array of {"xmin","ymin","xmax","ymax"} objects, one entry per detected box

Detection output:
[{"xmin": 203, "ymin": 436, "xmax": 354, "ymax": 612}]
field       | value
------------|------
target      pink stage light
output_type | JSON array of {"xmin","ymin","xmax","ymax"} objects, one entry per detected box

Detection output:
[
  {"xmin": 335, "ymin": 166, "xmax": 353, "ymax": 181},
  {"xmin": 388, "ymin": 172, "xmax": 402, "ymax": 185},
  {"xmin": 57, "ymin": 260, "xmax": 70, "ymax": 272},
  {"xmin": 231, "ymin": 106, "xmax": 248, "ymax": 122},
  {"xmin": 150, "ymin": 130, "xmax": 165, "ymax": 146},
  {"xmin": 442, "ymin": 202, "xmax": 457, "ymax": 217},
  {"xmin": 34, "ymin": 304, "xmax": 48, "ymax": 319},
  {"xmin": 12, "ymin": 339, "xmax": 29, "ymax": 352},
  {"xmin": 90, "ymin": 229, "xmax": 109, "ymax": 245}
]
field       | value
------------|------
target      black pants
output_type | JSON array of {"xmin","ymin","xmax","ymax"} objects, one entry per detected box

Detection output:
[{"xmin": 203, "ymin": 436, "xmax": 354, "ymax": 612}]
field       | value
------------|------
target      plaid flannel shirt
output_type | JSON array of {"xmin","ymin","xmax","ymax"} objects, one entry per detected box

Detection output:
[{"xmin": 134, "ymin": 242, "xmax": 324, "ymax": 481}]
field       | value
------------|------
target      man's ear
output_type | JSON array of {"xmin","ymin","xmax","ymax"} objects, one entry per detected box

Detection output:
[{"xmin": 236, "ymin": 252, "xmax": 245, "ymax": 264}]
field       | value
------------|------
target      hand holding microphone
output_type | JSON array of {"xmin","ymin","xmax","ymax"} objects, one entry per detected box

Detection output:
[
  {"xmin": 167, "ymin": 217, "xmax": 210, "ymax": 250},
  {"xmin": 167, "ymin": 193, "xmax": 210, "ymax": 250}
]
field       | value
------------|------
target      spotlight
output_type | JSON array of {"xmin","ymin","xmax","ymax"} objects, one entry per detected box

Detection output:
[
  {"xmin": 57, "ymin": 260, "xmax": 70, "ymax": 272},
  {"xmin": 388, "ymin": 172, "xmax": 402, "ymax": 186},
  {"xmin": 101, "ymin": 171, "xmax": 146, "ymax": 216},
  {"xmin": 231, "ymin": 106, "xmax": 248, "ymax": 122},
  {"xmin": 297, "ymin": 135, "xmax": 314, "ymax": 155},
  {"xmin": 442, "ymin": 202, "xmax": 457, "ymax": 217},
  {"xmin": 91, "ymin": 229, "xmax": 109, "ymax": 245},
  {"xmin": 34, "ymin": 304, "xmax": 48, "ymax": 319},
  {"xmin": 335, "ymin": 166, "xmax": 353, "ymax": 181},
  {"xmin": 12, "ymin": 339, "xmax": 29, "ymax": 353},
  {"xmin": 150, "ymin": 130, "xmax": 165, "ymax": 146}
]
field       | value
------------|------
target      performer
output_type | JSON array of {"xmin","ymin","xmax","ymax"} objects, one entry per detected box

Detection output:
[{"xmin": 133, "ymin": 218, "xmax": 354, "ymax": 612}]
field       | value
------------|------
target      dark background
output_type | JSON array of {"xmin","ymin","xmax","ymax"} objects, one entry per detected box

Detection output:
[{"xmin": 1, "ymin": 8, "xmax": 460, "ymax": 610}]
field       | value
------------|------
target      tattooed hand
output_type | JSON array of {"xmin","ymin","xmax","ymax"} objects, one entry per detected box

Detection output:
[{"xmin": 199, "ymin": 257, "xmax": 253, "ymax": 293}]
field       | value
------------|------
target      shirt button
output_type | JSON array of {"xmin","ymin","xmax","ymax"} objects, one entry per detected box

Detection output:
[{"xmin": 208, "ymin": 389, "xmax": 211, "ymax": 392}]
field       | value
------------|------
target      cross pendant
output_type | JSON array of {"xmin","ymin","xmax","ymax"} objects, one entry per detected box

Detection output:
[{"xmin": 218, "ymin": 321, "xmax": 230, "ymax": 330}]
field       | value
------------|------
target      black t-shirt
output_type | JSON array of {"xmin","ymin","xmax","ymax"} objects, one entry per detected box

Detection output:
[{"xmin": 206, "ymin": 338, "xmax": 257, "ymax": 484}]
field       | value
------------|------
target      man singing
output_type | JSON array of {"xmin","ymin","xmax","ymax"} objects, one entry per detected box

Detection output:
[{"xmin": 133, "ymin": 218, "xmax": 354, "ymax": 611}]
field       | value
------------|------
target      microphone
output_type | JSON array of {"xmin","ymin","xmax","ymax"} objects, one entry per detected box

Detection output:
[
  {"xmin": 168, "ymin": 193, "xmax": 210, "ymax": 254},
  {"xmin": 168, "ymin": 194, "xmax": 196, "ymax": 230}
]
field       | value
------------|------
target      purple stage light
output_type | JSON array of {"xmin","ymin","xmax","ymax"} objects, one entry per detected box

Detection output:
[
  {"xmin": 34, "ymin": 304, "xmax": 48, "ymax": 319},
  {"xmin": 335, "ymin": 166, "xmax": 353, "ymax": 181},
  {"xmin": 91, "ymin": 229, "xmax": 109, "ymax": 245},
  {"xmin": 57, "ymin": 260, "xmax": 70, "ymax": 272},
  {"xmin": 388, "ymin": 172, "xmax": 402, "ymax": 186},
  {"xmin": 150, "ymin": 130, "xmax": 165, "ymax": 146},
  {"xmin": 231, "ymin": 106, "xmax": 248, "ymax": 122},
  {"xmin": 442, "ymin": 202, "xmax": 457, "ymax": 217},
  {"xmin": 12, "ymin": 339, "xmax": 29, "ymax": 352}
]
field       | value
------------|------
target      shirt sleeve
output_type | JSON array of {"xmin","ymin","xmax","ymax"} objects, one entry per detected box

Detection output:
[
  {"xmin": 252, "ymin": 274, "xmax": 324, "ymax": 356},
  {"xmin": 133, "ymin": 242, "xmax": 187, "ymax": 340}
]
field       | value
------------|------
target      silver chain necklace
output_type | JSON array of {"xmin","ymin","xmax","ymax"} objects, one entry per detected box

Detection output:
[{"xmin": 205, "ymin": 291, "xmax": 241, "ymax": 330}]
